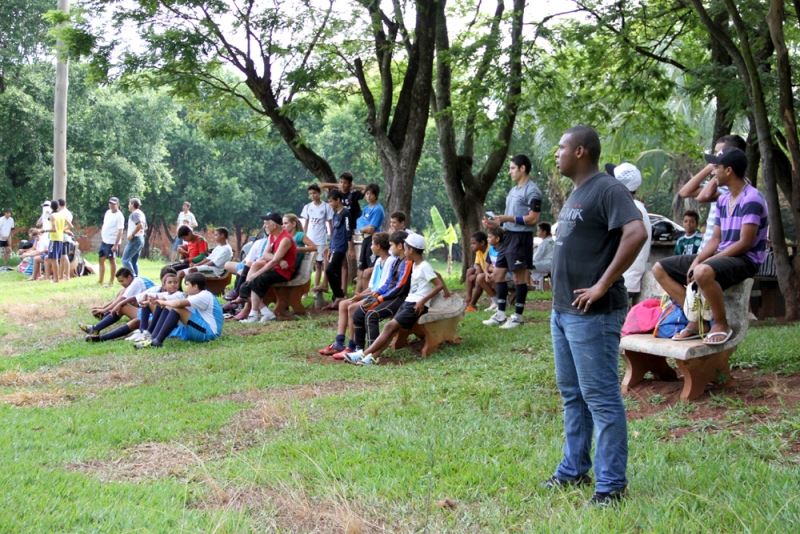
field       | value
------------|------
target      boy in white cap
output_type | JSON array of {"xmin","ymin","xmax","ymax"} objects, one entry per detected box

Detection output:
[
  {"xmin": 345, "ymin": 232, "xmax": 444, "ymax": 365},
  {"xmin": 605, "ymin": 162, "xmax": 652, "ymax": 301}
]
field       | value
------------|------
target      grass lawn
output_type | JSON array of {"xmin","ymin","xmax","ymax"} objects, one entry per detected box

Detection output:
[{"xmin": 1, "ymin": 259, "xmax": 798, "ymax": 532}]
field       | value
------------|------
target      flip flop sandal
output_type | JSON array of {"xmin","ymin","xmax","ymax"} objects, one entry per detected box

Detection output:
[
  {"xmin": 671, "ymin": 328, "xmax": 701, "ymax": 341},
  {"xmin": 704, "ymin": 329, "xmax": 733, "ymax": 345}
]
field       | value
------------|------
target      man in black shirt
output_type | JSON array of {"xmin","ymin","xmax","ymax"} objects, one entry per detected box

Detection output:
[
  {"xmin": 321, "ymin": 172, "xmax": 365, "ymax": 295},
  {"xmin": 545, "ymin": 125, "xmax": 647, "ymax": 507}
]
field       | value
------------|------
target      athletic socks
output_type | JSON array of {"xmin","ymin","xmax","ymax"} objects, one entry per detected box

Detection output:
[
  {"xmin": 334, "ymin": 334, "xmax": 346, "ymax": 349},
  {"xmin": 93, "ymin": 313, "xmax": 120, "ymax": 332},
  {"xmin": 496, "ymin": 281, "xmax": 509, "ymax": 312},
  {"xmin": 152, "ymin": 309, "xmax": 181, "ymax": 346},
  {"xmin": 514, "ymin": 283, "xmax": 528, "ymax": 316},
  {"xmin": 139, "ymin": 308, "xmax": 151, "ymax": 332},
  {"xmin": 348, "ymin": 339, "xmax": 357, "ymax": 351},
  {"xmin": 100, "ymin": 324, "xmax": 131, "ymax": 341}
]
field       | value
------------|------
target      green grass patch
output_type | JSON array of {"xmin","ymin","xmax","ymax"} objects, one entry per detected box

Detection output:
[{"xmin": 0, "ymin": 261, "xmax": 798, "ymax": 532}]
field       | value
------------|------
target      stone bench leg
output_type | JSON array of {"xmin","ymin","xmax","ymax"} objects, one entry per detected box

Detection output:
[
  {"xmin": 419, "ymin": 316, "xmax": 461, "ymax": 357},
  {"xmin": 674, "ymin": 348, "xmax": 735, "ymax": 401},
  {"xmin": 622, "ymin": 349, "xmax": 679, "ymax": 393}
]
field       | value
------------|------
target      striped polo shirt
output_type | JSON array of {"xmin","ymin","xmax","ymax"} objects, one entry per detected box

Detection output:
[{"xmin": 716, "ymin": 184, "xmax": 769, "ymax": 265}]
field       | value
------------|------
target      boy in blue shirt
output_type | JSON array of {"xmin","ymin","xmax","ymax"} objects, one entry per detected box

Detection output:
[{"xmin": 355, "ymin": 183, "xmax": 385, "ymax": 292}]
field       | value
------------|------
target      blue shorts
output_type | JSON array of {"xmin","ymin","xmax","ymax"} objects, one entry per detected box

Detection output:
[
  {"xmin": 170, "ymin": 308, "xmax": 223, "ymax": 342},
  {"xmin": 48, "ymin": 241, "xmax": 64, "ymax": 260},
  {"xmin": 99, "ymin": 242, "xmax": 116, "ymax": 258}
]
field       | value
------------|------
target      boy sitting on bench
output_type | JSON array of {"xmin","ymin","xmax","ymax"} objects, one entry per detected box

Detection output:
[
  {"xmin": 345, "ymin": 233, "xmax": 444, "ymax": 365},
  {"xmin": 653, "ymin": 147, "xmax": 768, "ymax": 345}
]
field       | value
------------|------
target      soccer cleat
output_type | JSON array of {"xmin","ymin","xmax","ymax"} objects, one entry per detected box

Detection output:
[
  {"xmin": 482, "ymin": 312, "xmax": 506, "ymax": 326},
  {"xmin": 318, "ymin": 343, "xmax": 343, "ymax": 356},
  {"xmin": 499, "ymin": 314, "xmax": 523, "ymax": 329},
  {"xmin": 541, "ymin": 474, "xmax": 593, "ymax": 489},
  {"xmin": 465, "ymin": 305, "xmax": 477, "ymax": 313},
  {"xmin": 79, "ymin": 324, "xmax": 94, "ymax": 334},
  {"xmin": 331, "ymin": 349, "xmax": 349, "ymax": 361},
  {"xmin": 589, "ymin": 488, "xmax": 626, "ymax": 508},
  {"xmin": 84, "ymin": 334, "xmax": 101, "ymax": 342},
  {"xmin": 134, "ymin": 339, "xmax": 154, "ymax": 350}
]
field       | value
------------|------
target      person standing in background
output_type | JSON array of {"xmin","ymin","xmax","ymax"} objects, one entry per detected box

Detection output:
[{"xmin": 122, "ymin": 198, "xmax": 147, "ymax": 277}]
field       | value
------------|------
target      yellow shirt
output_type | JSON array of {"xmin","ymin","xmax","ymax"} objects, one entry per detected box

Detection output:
[
  {"xmin": 49, "ymin": 212, "xmax": 67, "ymax": 242},
  {"xmin": 474, "ymin": 248, "xmax": 488, "ymax": 271}
]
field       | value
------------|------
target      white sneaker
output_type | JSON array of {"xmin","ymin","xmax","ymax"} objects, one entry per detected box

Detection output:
[
  {"xmin": 345, "ymin": 350, "xmax": 364, "ymax": 364},
  {"xmin": 259, "ymin": 307, "xmax": 276, "ymax": 322},
  {"xmin": 239, "ymin": 314, "xmax": 260, "ymax": 324},
  {"xmin": 482, "ymin": 312, "xmax": 506, "ymax": 326},
  {"xmin": 500, "ymin": 314, "xmax": 523, "ymax": 329},
  {"xmin": 484, "ymin": 302, "xmax": 498, "ymax": 312},
  {"xmin": 125, "ymin": 330, "xmax": 142, "ymax": 341}
]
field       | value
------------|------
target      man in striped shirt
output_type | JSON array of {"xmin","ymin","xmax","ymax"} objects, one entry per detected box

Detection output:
[{"xmin": 654, "ymin": 147, "xmax": 768, "ymax": 345}]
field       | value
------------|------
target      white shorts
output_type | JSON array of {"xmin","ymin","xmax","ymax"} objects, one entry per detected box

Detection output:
[{"xmin": 315, "ymin": 242, "xmax": 328, "ymax": 262}]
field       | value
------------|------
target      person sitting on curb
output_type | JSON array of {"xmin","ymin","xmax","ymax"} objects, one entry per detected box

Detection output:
[{"xmin": 653, "ymin": 147, "xmax": 768, "ymax": 344}]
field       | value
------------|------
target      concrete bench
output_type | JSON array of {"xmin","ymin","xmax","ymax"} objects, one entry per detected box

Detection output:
[
  {"xmin": 392, "ymin": 294, "xmax": 465, "ymax": 357},
  {"xmin": 263, "ymin": 253, "xmax": 314, "ymax": 317},
  {"xmin": 205, "ymin": 272, "xmax": 232, "ymax": 297},
  {"xmin": 620, "ymin": 272, "xmax": 753, "ymax": 401}
]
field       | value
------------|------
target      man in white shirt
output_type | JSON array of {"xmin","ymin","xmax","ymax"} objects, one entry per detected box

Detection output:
[
  {"xmin": 302, "ymin": 184, "xmax": 334, "ymax": 291},
  {"xmin": 0, "ymin": 208, "xmax": 15, "ymax": 268},
  {"xmin": 605, "ymin": 163, "xmax": 652, "ymax": 302},
  {"xmin": 98, "ymin": 197, "xmax": 126, "ymax": 286},
  {"xmin": 122, "ymin": 198, "xmax": 147, "ymax": 276}
]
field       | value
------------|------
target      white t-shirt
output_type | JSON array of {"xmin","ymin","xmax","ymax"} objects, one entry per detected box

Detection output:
[
  {"xmin": 368, "ymin": 255, "xmax": 396, "ymax": 291},
  {"xmin": 128, "ymin": 209, "xmax": 147, "ymax": 238},
  {"xmin": 622, "ymin": 199, "xmax": 653, "ymax": 293},
  {"xmin": 136, "ymin": 286, "xmax": 185, "ymax": 304},
  {"xmin": 123, "ymin": 277, "xmax": 148, "ymax": 298},
  {"xmin": 245, "ymin": 238, "xmax": 269, "ymax": 263},
  {"xmin": 204, "ymin": 243, "xmax": 233, "ymax": 275},
  {"xmin": 0, "ymin": 216, "xmax": 14, "ymax": 240},
  {"xmin": 406, "ymin": 260, "xmax": 437, "ymax": 303},
  {"xmin": 188, "ymin": 290, "xmax": 219, "ymax": 334},
  {"xmin": 301, "ymin": 201, "xmax": 334, "ymax": 245},
  {"xmin": 62, "ymin": 208, "xmax": 74, "ymax": 224},
  {"xmin": 176, "ymin": 210, "xmax": 197, "ymax": 229},
  {"xmin": 35, "ymin": 234, "xmax": 50, "ymax": 253},
  {"xmin": 101, "ymin": 209, "xmax": 126, "ymax": 245}
]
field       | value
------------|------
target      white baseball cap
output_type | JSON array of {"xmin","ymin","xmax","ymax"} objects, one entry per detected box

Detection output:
[
  {"xmin": 405, "ymin": 232, "xmax": 426, "ymax": 251},
  {"xmin": 606, "ymin": 162, "xmax": 642, "ymax": 192}
]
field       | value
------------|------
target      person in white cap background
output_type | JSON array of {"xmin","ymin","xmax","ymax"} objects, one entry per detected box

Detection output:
[
  {"xmin": 98, "ymin": 197, "xmax": 126, "ymax": 287},
  {"xmin": 344, "ymin": 232, "xmax": 445, "ymax": 365},
  {"xmin": 605, "ymin": 162, "xmax": 652, "ymax": 302}
]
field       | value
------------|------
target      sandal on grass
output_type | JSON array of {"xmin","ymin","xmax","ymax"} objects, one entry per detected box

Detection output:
[
  {"xmin": 671, "ymin": 328, "xmax": 701, "ymax": 341},
  {"xmin": 704, "ymin": 329, "xmax": 733, "ymax": 345}
]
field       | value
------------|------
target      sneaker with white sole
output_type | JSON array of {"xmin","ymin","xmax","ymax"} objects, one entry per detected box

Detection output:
[
  {"xmin": 124, "ymin": 330, "xmax": 143, "ymax": 341},
  {"xmin": 259, "ymin": 308, "xmax": 276, "ymax": 323},
  {"xmin": 134, "ymin": 338, "xmax": 152, "ymax": 350},
  {"xmin": 482, "ymin": 312, "xmax": 506, "ymax": 326},
  {"xmin": 484, "ymin": 302, "xmax": 498, "ymax": 312},
  {"xmin": 239, "ymin": 314, "xmax": 260, "ymax": 324},
  {"xmin": 344, "ymin": 350, "xmax": 364, "ymax": 364},
  {"xmin": 358, "ymin": 354, "xmax": 377, "ymax": 365},
  {"xmin": 500, "ymin": 314, "xmax": 523, "ymax": 329}
]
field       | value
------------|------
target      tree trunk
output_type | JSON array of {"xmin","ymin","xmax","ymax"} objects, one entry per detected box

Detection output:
[
  {"xmin": 52, "ymin": 0, "xmax": 70, "ymax": 201},
  {"xmin": 234, "ymin": 223, "xmax": 244, "ymax": 255},
  {"xmin": 432, "ymin": 0, "xmax": 525, "ymax": 279},
  {"xmin": 142, "ymin": 221, "xmax": 156, "ymax": 259}
]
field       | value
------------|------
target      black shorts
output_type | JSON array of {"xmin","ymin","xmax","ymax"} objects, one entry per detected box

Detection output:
[
  {"xmin": 249, "ymin": 269, "xmax": 290, "ymax": 298},
  {"xmin": 358, "ymin": 234, "xmax": 373, "ymax": 270},
  {"xmin": 495, "ymin": 231, "xmax": 533, "ymax": 272},
  {"xmin": 99, "ymin": 242, "xmax": 115, "ymax": 258},
  {"xmin": 393, "ymin": 301, "xmax": 428, "ymax": 330},
  {"xmin": 658, "ymin": 254, "xmax": 757, "ymax": 290}
]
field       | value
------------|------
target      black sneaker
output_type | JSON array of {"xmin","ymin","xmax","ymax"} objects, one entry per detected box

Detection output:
[
  {"xmin": 85, "ymin": 334, "xmax": 101, "ymax": 342},
  {"xmin": 589, "ymin": 488, "xmax": 626, "ymax": 507},
  {"xmin": 541, "ymin": 473, "xmax": 592, "ymax": 489}
]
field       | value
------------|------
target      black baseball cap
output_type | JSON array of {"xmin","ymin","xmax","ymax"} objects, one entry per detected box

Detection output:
[
  {"xmin": 261, "ymin": 212, "xmax": 282, "ymax": 224},
  {"xmin": 704, "ymin": 147, "xmax": 747, "ymax": 178}
]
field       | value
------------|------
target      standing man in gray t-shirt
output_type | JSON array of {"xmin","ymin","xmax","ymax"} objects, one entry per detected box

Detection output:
[
  {"xmin": 544, "ymin": 125, "xmax": 646, "ymax": 507},
  {"xmin": 482, "ymin": 154, "xmax": 542, "ymax": 329}
]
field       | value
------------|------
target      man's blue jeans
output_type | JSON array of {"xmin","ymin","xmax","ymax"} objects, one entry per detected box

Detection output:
[
  {"xmin": 121, "ymin": 236, "xmax": 144, "ymax": 277},
  {"xmin": 550, "ymin": 308, "xmax": 628, "ymax": 493}
]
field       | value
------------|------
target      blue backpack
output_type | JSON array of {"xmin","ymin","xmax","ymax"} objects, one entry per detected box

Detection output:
[{"xmin": 653, "ymin": 298, "xmax": 689, "ymax": 339}]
